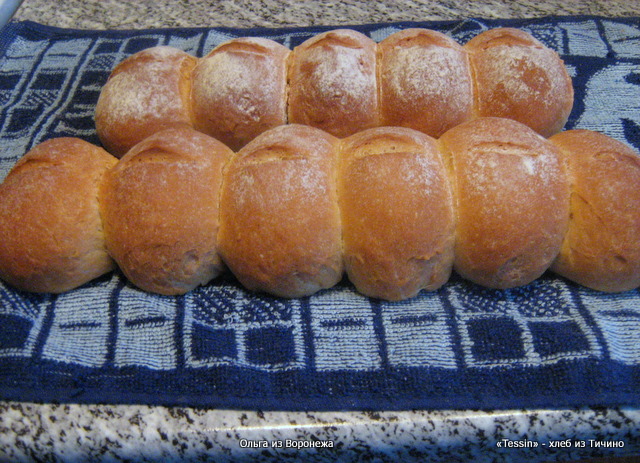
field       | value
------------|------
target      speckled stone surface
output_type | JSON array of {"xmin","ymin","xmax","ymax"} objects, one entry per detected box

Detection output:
[
  {"xmin": 2, "ymin": 0, "xmax": 640, "ymax": 462},
  {"xmin": 2, "ymin": 403, "xmax": 639, "ymax": 462},
  {"xmin": 11, "ymin": 0, "xmax": 640, "ymax": 29}
]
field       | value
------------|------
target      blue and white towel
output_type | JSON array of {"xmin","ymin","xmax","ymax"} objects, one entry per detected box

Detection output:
[{"xmin": 0, "ymin": 17, "xmax": 639, "ymax": 410}]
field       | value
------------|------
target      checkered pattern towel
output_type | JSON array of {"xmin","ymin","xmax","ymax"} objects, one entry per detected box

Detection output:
[{"xmin": 0, "ymin": 17, "xmax": 639, "ymax": 410}]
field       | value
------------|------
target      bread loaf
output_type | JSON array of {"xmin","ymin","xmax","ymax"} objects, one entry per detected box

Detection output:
[
  {"xmin": 2, "ymin": 119, "xmax": 639, "ymax": 300},
  {"xmin": 99, "ymin": 126, "xmax": 233, "ymax": 295},
  {"xmin": 0, "ymin": 138, "xmax": 117, "ymax": 293},
  {"xmin": 95, "ymin": 27, "xmax": 573, "ymax": 157},
  {"xmin": 550, "ymin": 130, "xmax": 640, "ymax": 292}
]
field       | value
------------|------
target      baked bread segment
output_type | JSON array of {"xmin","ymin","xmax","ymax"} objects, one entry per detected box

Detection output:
[
  {"xmin": 288, "ymin": 29, "xmax": 378, "ymax": 138},
  {"xmin": 95, "ymin": 46, "xmax": 197, "ymax": 157},
  {"xmin": 339, "ymin": 127, "xmax": 455, "ymax": 300},
  {"xmin": 440, "ymin": 117, "xmax": 570, "ymax": 289},
  {"xmin": 218, "ymin": 124, "xmax": 343, "ymax": 298},
  {"xmin": 0, "ymin": 138, "xmax": 117, "ymax": 293},
  {"xmin": 550, "ymin": 130, "xmax": 640, "ymax": 292},
  {"xmin": 192, "ymin": 37, "xmax": 290, "ymax": 151},
  {"xmin": 378, "ymin": 28, "xmax": 474, "ymax": 138},
  {"xmin": 466, "ymin": 27, "xmax": 574, "ymax": 138},
  {"xmin": 100, "ymin": 126, "xmax": 233, "ymax": 295}
]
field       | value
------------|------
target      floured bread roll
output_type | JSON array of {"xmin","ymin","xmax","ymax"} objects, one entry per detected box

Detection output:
[
  {"xmin": 192, "ymin": 37, "xmax": 290, "ymax": 151},
  {"xmin": 0, "ymin": 138, "xmax": 117, "ymax": 292},
  {"xmin": 100, "ymin": 126, "xmax": 233, "ymax": 295},
  {"xmin": 465, "ymin": 27, "xmax": 574, "ymax": 138},
  {"xmin": 550, "ymin": 130, "xmax": 640, "ymax": 292},
  {"xmin": 95, "ymin": 46, "xmax": 197, "ymax": 157},
  {"xmin": 439, "ymin": 117, "xmax": 570, "ymax": 289},
  {"xmin": 339, "ymin": 126, "xmax": 455, "ymax": 300},
  {"xmin": 218, "ymin": 124, "xmax": 343, "ymax": 298},
  {"xmin": 288, "ymin": 29, "xmax": 378, "ymax": 138},
  {"xmin": 378, "ymin": 28, "xmax": 474, "ymax": 138}
]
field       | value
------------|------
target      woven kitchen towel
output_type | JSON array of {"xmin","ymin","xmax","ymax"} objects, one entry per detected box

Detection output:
[{"xmin": 0, "ymin": 17, "xmax": 640, "ymax": 410}]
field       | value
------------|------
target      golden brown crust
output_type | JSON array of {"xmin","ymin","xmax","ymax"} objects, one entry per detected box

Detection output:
[
  {"xmin": 100, "ymin": 126, "xmax": 233, "ymax": 295},
  {"xmin": 465, "ymin": 28, "xmax": 573, "ymax": 138},
  {"xmin": 5, "ymin": 123, "xmax": 640, "ymax": 299},
  {"xmin": 95, "ymin": 46, "xmax": 197, "ymax": 158},
  {"xmin": 288, "ymin": 29, "xmax": 378, "ymax": 138},
  {"xmin": 0, "ymin": 138, "xmax": 117, "ymax": 293},
  {"xmin": 218, "ymin": 124, "xmax": 343, "ymax": 298},
  {"xmin": 550, "ymin": 130, "xmax": 640, "ymax": 292},
  {"xmin": 191, "ymin": 37, "xmax": 290, "ymax": 151},
  {"xmin": 94, "ymin": 27, "xmax": 574, "ymax": 158},
  {"xmin": 339, "ymin": 127, "xmax": 455, "ymax": 300},
  {"xmin": 439, "ymin": 117, "xmax": 570, "ymax": 289},
  {"xmin": 378, "ymin": 28, "xmax": 474, "ymax": 138}
]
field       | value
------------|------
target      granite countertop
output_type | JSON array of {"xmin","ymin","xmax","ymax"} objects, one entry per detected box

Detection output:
[
  {"xmin": 10, "ymin": 0, "xmax": 640, "ymax": 29},
  {"xmin": 2, "ymin": 0, "xmax": 640, "ymax": 462}
]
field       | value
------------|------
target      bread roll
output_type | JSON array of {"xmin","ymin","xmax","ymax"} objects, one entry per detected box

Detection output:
[
  {"xmin": 192, "ymin": 37, "xmax": 289, "ymax": 151},
  {"xmin": 465, "ymin": 28, "xmax": 573, "ymax": 138},
  {"xmin": 378, "ymin": 28, "xmax": 474, "ymax": 138},
  {"xmin": 288, "ymin": 29, "xmax": 378, "ymax": 138},
  {"xmin": 550, "ymin": 130, "xmax": 640, "ymax": 292},
  {"xmin": 339, "ymin": 127, "xmax": 455, "ymax": 300},
  {"xmin": 0, "ymin": 138, "xmax": 117, "ymax": 293},
  {"xmin": 218, "ymin": 124, "xmax": 343, "ymax": 298},
  {"xmin": 439, "ymin": 117, "xmax": 569, "ymax": 289},
  {"xmin": 95, "ymin": 46, "xmax": 197, "ymax": 158},
  {"xmin": 100, "ymin": 126, "xmax": 233, "ymax": 295}
]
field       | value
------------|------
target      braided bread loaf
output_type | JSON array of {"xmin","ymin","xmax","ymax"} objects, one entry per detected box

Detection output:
[
  {"xmin": 1, "ymin": 118, "xmax": 639, "ymax": 300},
  {"xmin": 95, "ymin": 27, "xmax": 573, "ymax": 157}
]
